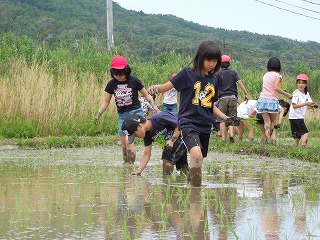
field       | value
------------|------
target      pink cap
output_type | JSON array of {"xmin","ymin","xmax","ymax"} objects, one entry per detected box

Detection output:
[
  {"xmin": 221, "ymin": 55, "xmax": 231, "ymax": 63},
  {"xmin": 171, "ymin": 73, "xmax": 177, "ymax": 78},
  {"xmin": 296, "ymin": 74, "xmax": 308, "ymax": 81},
  {"xmin": 110, "ymin": 56, "xmax": 127, "ymax": 69}
]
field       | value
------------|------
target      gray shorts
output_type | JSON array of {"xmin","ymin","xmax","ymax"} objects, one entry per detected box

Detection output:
[{"xmin": 218, "ymin": 95, "xmax": 238, "ymax": 121}]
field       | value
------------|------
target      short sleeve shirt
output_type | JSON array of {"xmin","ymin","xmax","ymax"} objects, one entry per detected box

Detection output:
[
  {"xmin": 289, "ymin": 90, "xmax": 313, "ymax": 119},
  {"xmin": 170, "ymin": 68, "xmax": 219, "ymax": 134},
  {"xmin": 216, "ymin": 68, "xmax": 240, "ymax": 98},
  {"xmin": 143, "ymin": 111, "xmax": 178, "ymax": 146},
  {"xmin": 259, "ymin": 71, "xmax": 282, "ymax": 100},
  {"xmin": 105, "ymin": 76, "xmax": 144, "ymax": 113}
]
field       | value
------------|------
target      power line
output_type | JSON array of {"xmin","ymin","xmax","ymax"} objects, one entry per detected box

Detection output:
[
  {"xmin": 275, "ymin": 0, "xmax": 320, "ymax": 14},
  {"xmin": 299, "ymin": 0, "xmax": 320, "ymax": 6},
  {"xmin": 254, "ymin": 0, "xmax": 320, "ymax": 21}
]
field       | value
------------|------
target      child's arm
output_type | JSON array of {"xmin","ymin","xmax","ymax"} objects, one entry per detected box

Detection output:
[
  {"xmin": 277, "ymin": 107, "xmax": 285, "ymax": 128},
  {"xmin": 237, "ymin": 80, "xmax": 250, "ymax": 100},
  {"xmin": 213, "ymin": 105, "xmax": 228, "ymax": 120},
  {"xmin": 140, "ymin": 88, "xmax": 160, "ymax": 112},
  {"xmin": 132, "ymin": 145, "xmax": 152, "ymax": 175},
  {"xmin": 95, "ymin": 92, "xmax": 112, "ymax": 122},
  {"xmin": 292, "ymin": 101, "xmax": 315, "ymax": 109},
  {"xmin": 275, "ymin": 78, "xmax": 292, "ymax": 99},
  {"xmin": 148, "ymin": 81, "xmax": 174, "ymax": 95},
  {"xmin": 165, "ymin": 127, "xmax": 180, "ymax": 150}
]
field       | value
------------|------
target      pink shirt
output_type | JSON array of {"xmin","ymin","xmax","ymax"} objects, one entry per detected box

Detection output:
[{"xmin": 259, "ymin": 71, "xmax": 282, "ymax": 100}]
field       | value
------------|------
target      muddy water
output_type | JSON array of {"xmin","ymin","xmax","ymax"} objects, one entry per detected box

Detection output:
[{"xmin": 1, "ymin": 145, "xmax": 320, "ymax": 239}]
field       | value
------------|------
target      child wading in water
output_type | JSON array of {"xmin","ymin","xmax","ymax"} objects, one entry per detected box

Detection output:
[
  {"xmin": 288, "ymin": 74, "xmax": 318, "ymax": 148},
  {"xmin": 121, "ymin": 111, "xmax": 189, "ymax": 176},
  {"xmin": 148, "ymin": 40, "xmax": 235, "ymax": 187},
  {"xmin": 95, "ymin": 56, "xmax": 157, "ymax": 163},
  {"xmin": 255, "ymin": 57, "xmax": 292, "ymax": 143}
]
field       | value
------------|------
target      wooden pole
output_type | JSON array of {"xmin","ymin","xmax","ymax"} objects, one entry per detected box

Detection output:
[{"xmin": 106, "ymin": 0, "xmax": 114, "ymax": 51}]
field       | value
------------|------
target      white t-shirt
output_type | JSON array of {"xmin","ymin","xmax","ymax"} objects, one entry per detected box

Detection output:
[
  {"xmin": 289, "ymin": 90, "xmax": 312, "ymax": 119},
  {"xmin": 163, "ymin": 88, "xmax": 178, "ymax": 105},
  {"xmin": 237, "ymin": 100, "xmax": 257, "ymax": 118}
]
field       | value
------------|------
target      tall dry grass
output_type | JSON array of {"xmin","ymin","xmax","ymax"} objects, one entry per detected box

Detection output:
[{"xmin": 0, "ymin": 59, "xmax": 117, "ymax": 136}]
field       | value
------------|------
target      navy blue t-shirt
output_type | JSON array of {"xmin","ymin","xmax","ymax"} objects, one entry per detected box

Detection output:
[
  {"xmin": 216, "ymin": 68, "xmax": 240, "ymax": 98},
  {"xmin": 105, "ymin": 76, "xmax": 144, "ymax": 113},
  {"xmin": 170, "ymin": 68, "xmax": 218, "ymax": 134},
  {"xmin": 143, "ymin": 111, "xmax": 178, "ymax": 146}
]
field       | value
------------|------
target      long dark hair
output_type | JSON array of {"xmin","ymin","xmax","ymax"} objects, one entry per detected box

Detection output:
[{"xmin": 191, "ymin": 40, "xmax": 221, "ymax": 77}]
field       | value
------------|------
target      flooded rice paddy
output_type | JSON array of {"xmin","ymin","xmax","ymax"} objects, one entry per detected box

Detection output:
[{"xmin": 1, "ymin": 144, "xmax": 320, "ymax": 239}]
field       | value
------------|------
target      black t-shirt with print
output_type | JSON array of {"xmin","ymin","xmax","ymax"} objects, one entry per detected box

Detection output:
[{"xmin": 105, "ymin": 76, "xmax": 144, "ymax": 113}]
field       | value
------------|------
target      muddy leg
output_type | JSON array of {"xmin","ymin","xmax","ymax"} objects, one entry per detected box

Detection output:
[
  {"xmin": 126, "ymin": 146, "xmax": 136, "ymax": 163},
  {"xmin": 188, "ymin": 167, "xmax": 202, "ymax": 187},
  {"xmin": 163, "ymin": 160, "xmax": 174, "ymax": 175}
]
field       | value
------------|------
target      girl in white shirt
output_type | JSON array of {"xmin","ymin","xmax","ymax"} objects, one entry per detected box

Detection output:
[{"xmin": 289, "ymin": 74, "xmax": 317, "ymax": 148}]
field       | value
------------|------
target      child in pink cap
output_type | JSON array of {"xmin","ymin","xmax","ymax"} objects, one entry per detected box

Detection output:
[
  {"xmin": 95, "ymin": 56, "xmax": 157, "ymax": 163},
  {"xmin": 288, "ymin": 74, "xmax": 317, "ymax": 148}
]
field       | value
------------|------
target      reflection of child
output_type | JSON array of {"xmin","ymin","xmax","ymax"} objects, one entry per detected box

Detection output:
[
  {"xmin": 288, "ymin": 74, "xmax": 317, "ymax": 148},
  {"xmin": 158, "ymin": 73, "xmax": 179, "ymax": 113},
  {"xmin": 121, "ymin": 112, "xmax": 188, "ymax": 176},
  {"xmin": 147, "ymin": 40, "xmax": 229, "ymax": 187},
  {"xmin": 95, "ymin": 56, "xmax": 157, "ymax": 163},
  {"xmin": 255, "ymin": 57, "xmax": 292, "ymax": 143}
]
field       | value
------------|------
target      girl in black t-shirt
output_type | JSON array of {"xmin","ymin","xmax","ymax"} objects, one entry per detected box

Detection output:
[
  {"xmin": 95, "ymin": 56, "xmax": 157, "ymax": 163},
  {"xmin": 147, "ymin": 41, "xmax": 229, "ymax": 187}
]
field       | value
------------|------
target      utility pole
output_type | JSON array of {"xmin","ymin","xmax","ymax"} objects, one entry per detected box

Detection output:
[{"xmin": 106, "ymin": 0, "xmax": 114, "ymax": 51}]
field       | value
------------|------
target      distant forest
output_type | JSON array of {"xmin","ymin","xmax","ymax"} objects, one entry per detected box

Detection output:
[{"xmin": 1, "ymin": 0, "xmax": 320, "ymax": 73}]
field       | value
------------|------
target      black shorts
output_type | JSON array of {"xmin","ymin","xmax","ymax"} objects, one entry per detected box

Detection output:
[
  {"xmin": 256, "ymin": 113, "xmax": 264, "ymax": 125},
  {"xmin": 161, "ymin": 136, "xmax": 187, "ymax": 166},
  {"xmin": 180, "ymin": 127, "xmax": 210, "ymax": 158},
  {"xmin": 289, "ymin": 119, "xmax": 308, "ymax": 139}
]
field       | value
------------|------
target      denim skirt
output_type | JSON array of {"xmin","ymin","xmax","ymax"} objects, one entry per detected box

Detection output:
[{"xmin": 255, "ymin": 98, "xmax": 279, "ymax": 114}]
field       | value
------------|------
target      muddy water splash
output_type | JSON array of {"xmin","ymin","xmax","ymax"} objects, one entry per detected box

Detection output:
[{"xmin": 0, "ymin": 145, "xmax": 320, "ymax": 239}]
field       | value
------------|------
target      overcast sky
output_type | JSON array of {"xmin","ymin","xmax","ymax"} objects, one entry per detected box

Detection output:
[{"xmin": 114, "ymin": 0, "xmax": 320, "ymax": 43}]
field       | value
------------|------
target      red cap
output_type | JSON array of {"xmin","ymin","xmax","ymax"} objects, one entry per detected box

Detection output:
[
  {"xmin": 171, "ymin": 73, "xmax": 177, "ymax": 78},
  {"xmin": 110, "ymin": 56, "xmax": 127, "ymax": 69},
  {"xmin": 221, "ymin": 55, "xmax": 231, "ymax": 63},
  {"xmin": 296, "ymin": 74, "xmax": 308, "ymax": 81}
]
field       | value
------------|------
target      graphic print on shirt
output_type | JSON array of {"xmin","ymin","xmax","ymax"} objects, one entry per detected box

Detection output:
[
  {"xmin": 152, "ymin": 128, "xmax": 174, "ymax": 142},
  {"xmin": 192, "ymin": 81, "xmax": 215, "ymax": 108},
  {"xmin": 114, "ymin": 84, "xmax": 133, "ymax": 107},
  {"xmin": 165, "ymin": 88, "xmax": 176, "ymax": 98}
]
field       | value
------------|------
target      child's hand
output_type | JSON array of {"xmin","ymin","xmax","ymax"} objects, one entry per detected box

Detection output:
[
  {"xmin": 95, "ymin": 111, "xmax": 102, "ymax": 124},
  {"xmin": 131, "ymin": 171, "xmax": 141, "ymax": 176},
  {"xmin": 165, "ymin": 139, "xmax": 174, "ymax": 151},
  {"xmin": 147, "ymin": 85, "xmax": 159, "ymax": 95},
  {"xmin": 311, "ymin": 102, "xmax": 318, "ymax": 108}
]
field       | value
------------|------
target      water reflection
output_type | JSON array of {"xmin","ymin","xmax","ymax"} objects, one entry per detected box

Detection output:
[{"xmin": 0, "ymin": 147, "xmax": 320, "ymax": 239}]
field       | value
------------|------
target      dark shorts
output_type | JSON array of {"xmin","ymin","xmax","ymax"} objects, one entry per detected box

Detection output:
[
  {"xmin": 256, "ymin": 113, "xmax": 264, "ymax": 125},
  {"xmin": 180, "ymin": 127, "xmax": 210, "ymax": 158},
  {"xmin": 289, "ymin": 119, "xmax": 308, "ymax": 139},
  {"xmin": 218, "ymin": 95, "xmax": 238, "ymax": 121},
  {"xmin": 161, "ymin": 136, "xmax": 187, "ymax": 167}
]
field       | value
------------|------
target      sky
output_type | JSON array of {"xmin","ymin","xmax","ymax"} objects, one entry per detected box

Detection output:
[{"xmin": 113, "ymin": 0, "xmax": 320, "ymax": 43}]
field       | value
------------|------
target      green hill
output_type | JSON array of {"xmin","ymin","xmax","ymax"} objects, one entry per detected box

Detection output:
[{"xmin": 1, "ymin": 0, "xmax": 320, "ymax": 73}]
